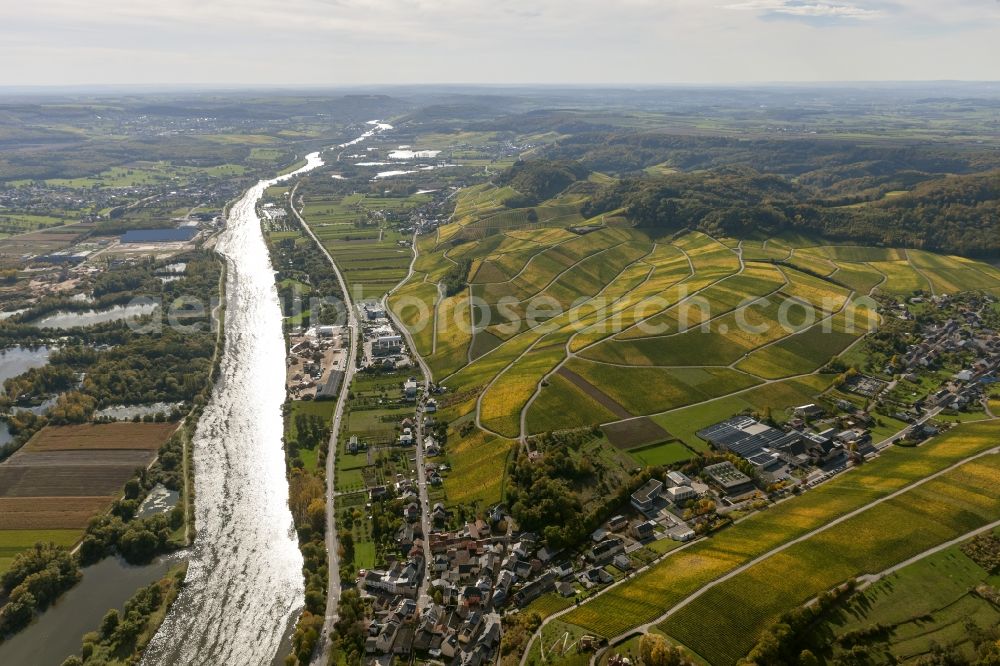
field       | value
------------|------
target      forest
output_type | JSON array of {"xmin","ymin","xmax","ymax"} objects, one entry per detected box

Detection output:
[{"xmin": 565, "ymin": 164, "xmax": 1000, "ymax": 256}]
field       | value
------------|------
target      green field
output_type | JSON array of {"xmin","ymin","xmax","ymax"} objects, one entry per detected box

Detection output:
[
  {"xmin": 0, "ymin": 529, "xmax": 83, "ymax": 574},
  {"xmin": 629, "ymin": 440, "xmax": 695, "ymax": 466},
  {"xmin": 805, "ymin": 528, "xmax": 1000, "ymax": 664},
  {"xmin": 660, "ymin": 454, "xmax": 1000, "ymax": 665},
  {"xmin": 299, "ymin": 190, "xmax": 432, "ymax": 300},
  {"xmin": 385, "ymin": 186, "xmax": 1000, "ymax": 526},
  {"xmin": 557, "ymin": 421, "xmax": 1000, "ymax": 642}
]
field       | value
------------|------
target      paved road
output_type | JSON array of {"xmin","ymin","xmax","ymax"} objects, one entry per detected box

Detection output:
[
  {"xmin": 292, "ymin": 182, "xmax": 358, "ymax": 666},
  {"xmin": 586, "ymin": 439, "xmax": 1000, "ymax": 665},
  {"xmin": 854, "ymin": 517, "xmax": 1000, "ymax": 589},
  {"xmin": 384, "ymin": 230, "xmax": 435, "ymax": 606}
]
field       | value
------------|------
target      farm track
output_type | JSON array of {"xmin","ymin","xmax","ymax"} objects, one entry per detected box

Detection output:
[
  {"xmin": 291, "ymin": 179, "xmax": 357, "ymax": 666},
  {"xmin": 517, "ymin": 235, "xmax": 744, "ymax": 441},
  {"xmin": 904, "ymin": 248, "xmax": 937, "ymax": 296},
  {"xmin": 517, "ymin": 422, "xmax": 997, "ymax": 666},
  {"xmin": 589, "ymin": 435, "xmax": 1000, "ymax": 663}
]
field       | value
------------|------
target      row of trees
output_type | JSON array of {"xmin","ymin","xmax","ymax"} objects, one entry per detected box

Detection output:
[{"xmin": 0, "ymin": 543, "xmax": 82, "ymax": 635}]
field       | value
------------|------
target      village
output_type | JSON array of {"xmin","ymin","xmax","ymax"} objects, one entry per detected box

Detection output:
[{"xmin": 337, "ymin": 288, "xmax": 1000, "ymax": 665}]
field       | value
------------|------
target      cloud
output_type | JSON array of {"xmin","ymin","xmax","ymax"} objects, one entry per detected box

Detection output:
[
  {"xmin": 0, "ymin": 0, "xmax": 996, "ymax": 85},
  {"xmin": 726, "ymin": 0, "xmax": 883, "ymax": 20}
]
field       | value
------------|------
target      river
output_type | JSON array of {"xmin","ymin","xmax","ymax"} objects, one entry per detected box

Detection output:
[{"xmin": 141, "ymin": 153, "xmax": 324, "ymax": 666}]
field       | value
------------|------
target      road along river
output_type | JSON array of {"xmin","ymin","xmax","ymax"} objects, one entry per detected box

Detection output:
[{"xmin": 142, "ymin": 153, "xmax": 324, "ymax": 666}]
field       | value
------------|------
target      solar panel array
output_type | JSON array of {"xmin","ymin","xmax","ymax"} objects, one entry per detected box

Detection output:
[{"xmin": 697, "ymin": 417, "xmax": 802, "ymax": 459}]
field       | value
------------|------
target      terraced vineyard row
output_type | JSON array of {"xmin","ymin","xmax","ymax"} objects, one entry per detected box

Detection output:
[{"xmin": 388, "ymin": 183, "xmax": 1000, "ymax": 514}]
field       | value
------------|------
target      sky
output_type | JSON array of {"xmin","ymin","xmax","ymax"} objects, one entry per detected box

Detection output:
[{"xmin": 2, "ymin": 0, "xmax": 998, "ymax": 86}]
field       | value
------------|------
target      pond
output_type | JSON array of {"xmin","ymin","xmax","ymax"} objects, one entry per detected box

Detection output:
[
  {"xmin": 137, "ymin": 484, "xmax": 180, "ymax": 519},
  {"xmin": 0, "ymin": 345, "xmax": 51, "ymax": 386},
  {"xmin": 93, "ymin": 402, "xmax": 182, "ymax": 421},
  {"xmin": 30, "ymin": 302, "xmax": 159, "ymax": 329},
  {"xmin": 0, "ymin": 420, "xmax": 14, "ymax": 450},
  {"xmin": 0, "ymin": 308, "xmax": 28, "ymax": 320},
  {"xmin": 0, "ymin": 555, "xmax": 182, "ymax": 666}
]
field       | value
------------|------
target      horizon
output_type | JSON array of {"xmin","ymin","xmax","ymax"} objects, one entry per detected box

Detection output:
[{"xmin": 4, "ymin": 0, "xmax": 999, "ymax": 87}]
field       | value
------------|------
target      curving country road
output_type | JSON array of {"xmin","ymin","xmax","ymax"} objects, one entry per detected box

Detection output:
[{"xmin": 290, "ymin": 180, "xmax": 358, "ymax": 666}]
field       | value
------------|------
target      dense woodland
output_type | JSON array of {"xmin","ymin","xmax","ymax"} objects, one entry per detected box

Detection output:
[{"xmin": 500, "ymin": 155, "xmax": 1000, "ymax": 256}]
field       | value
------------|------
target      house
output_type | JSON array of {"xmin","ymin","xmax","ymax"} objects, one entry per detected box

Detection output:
[
  {"xmin": 794, "ymin": 403, "xmax": 824, "ymax": 419},
  {"xmin": 404, "ymin": 502, "xmax": 420, "ymax": 522},
  {"xmin": 462, "ymin": 585, "xmax": 483, "ymax": 607},
  {"xmin": 556, "ymin": 581, "xmax": 575, "ymax": 597},
  {"xmin": 613, "ymin": 554, "xmax": 632, "ymax": 571},
  {"xmin": 669, "ymin": 525, "xmax": 696, "ymax": 542},
  {"xmin": 631, "ymin": 478, "xmax": 664, "ymax": 512},
  {"xmin": 347, "ymin": 435, "xmax": 361, "ymax": 454},
  {"xmin": 364, "ymin": 303, "xmax": 387, "ymax": 320},
  {"xmin": 537, "ymin": 546, "xmax": 559, "ymax": 563},
  {"xmin": 552, "ymin": 561, "xmax": 575, "ymax": 579},
  {"xmin": 588, "ymin": 537, "xmax": 625, "ymax": 564},
  {"xmin": 630, "ymin": 520, "xmax": 656, "ymax": 541},
  {"xmin": 480, "ymin": 618, "xmax": 501, "ymax": 651},
  {"xmin": 425, "ymin": 398, "xmax": 438, "ymax": 413},
  {"xmin": 404, "ymin": 378, "xmax": 419, "ymax": 400},
  {"xmin": 585, "ymin": 567, "xmax": 614, "ymax": 585},
  {"xmin": 375, "ymin": 620, "xmax": 400, "ymax": 652},
  {"xmin": 398, "ymin": 428, "xmax": 414, "ymax": 446},
  {"xmin": 373, "ymin": 335, "xmax": 403, "ymax": 357},
  {"xmin": 512, "ymin": 571, "xmax": 556, "ymax": 606},
  {"xmin": 703, "ymin": 462, "xmax": 756, "ymax": 497},
  {"xmin": 607, "ymin": 514, "xmax": 628, "ymax": 532},
  {"xmin": 458, "ymin": 611, "xmax": 483, "ymax": 644}
]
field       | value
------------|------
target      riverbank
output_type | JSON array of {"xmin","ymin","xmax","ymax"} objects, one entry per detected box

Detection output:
[{"xmin": 141, "ymin": 153, "xmax": 325, "ymax": 666}]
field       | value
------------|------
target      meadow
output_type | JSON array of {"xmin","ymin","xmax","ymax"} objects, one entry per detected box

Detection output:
[
  {"xmin": 660, "ymin": 454, "xmax": 1000, "ymax": 664},
  {"xmin": 299, "ymin": 189, "xmax": 432, "ymax": 300},
  {"xmin": 806, "ymin": 527, "xmax": 1000, "ymax": 664},
  {"xmin": 556, "ymin": 421, "xmax": 1000, "ymax": 641},
  {"xmin": 385, "ymin": 181, "xmax": 1000, "ymax": 517}
]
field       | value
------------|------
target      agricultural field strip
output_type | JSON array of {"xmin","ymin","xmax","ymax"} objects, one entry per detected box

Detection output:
[
  {"xmin": 586, "ymin": 277, "xmax": 860, "ymax": 381},
  {"xmin": 518, "ymin": 243, "xmax": 774, "ymax": 438},
  {"xmin": 607, "ymin": 235, "xmax": 744, "ymax": 340},
  {"xmin": 852, "ymin": 516, "xmax": 1000, "ymax": 592},
  {"xmin": 904, "ymin": 248, "xmax": 938, "ymax": 297},
  {"xmin": 431, "ymin": 282, "xmax": 445, "ymax": 355},
  {"xmin": 468, "ymin": 231, "xmax": 580, "ymax": 285},
  {"xmin": 471, "ymin": 241, "xmax": 661, "ymax": 439},
  {"xmin": 482, "ymin": 236, "xmax": 634, "ymax": 306},
  {"xmin": 563, "ymin": 242, "xmax": 699, "ymax": 349},
  {"xmin": 426, "ymin": 236, "xmax": 628, "ymax": 370},
  {"xmin": 660, "ymin": 456, "xmax": 1000, "ymax": 664},
  {"xmin": 487, "ymin": 244, "xmax": 717, "ymax": 438},
  {"xmin": 593, "ymin": 437, "xmax": 1000, "ymax": 648},
  {"xmin": 437, "ymin": 234, "xmax": 656, "ymax": 385},
  {"xmin": 603, "ymin": 262, "xmax": 790, "ymax": 343},
  {"xmin": 759, "ymin": 238, "xmax": 793, "ymax": 261},
  {"xmin": 518, "ymin": 430, "xmax": 999, "ymax": 666},
  {"xmin": 726, "ymin": 284, "xmax": 861, "ymax": 371},
  {"xmin": 510, "ymin": 250, "xmax": 683, "ymax": 438}
]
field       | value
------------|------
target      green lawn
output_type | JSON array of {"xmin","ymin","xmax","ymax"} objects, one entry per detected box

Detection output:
[
  {"xmin": 630, "ymin": 441, "xmax": 695, "ymax": 467},
  {"xmin": 0, "ymin": 529, "xmax": 83, "ymax": 574}
]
